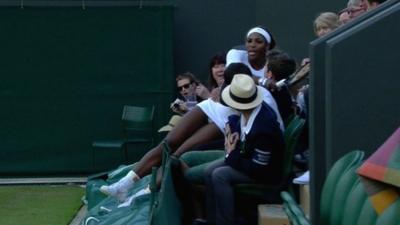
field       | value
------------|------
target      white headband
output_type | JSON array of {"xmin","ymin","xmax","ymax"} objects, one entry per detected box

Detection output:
[{"xmin": 246, "ymin": 27, "xmax": 272, "ymax": 44}]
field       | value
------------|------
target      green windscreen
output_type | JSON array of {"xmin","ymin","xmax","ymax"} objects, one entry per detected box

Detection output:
[
  {"xmin": 0, "ymin": 5, "xmax": 174, "ymax": 175},
  {"xmin": 309, "ymin": 1, "xmax": 399, "ymax": 224}
]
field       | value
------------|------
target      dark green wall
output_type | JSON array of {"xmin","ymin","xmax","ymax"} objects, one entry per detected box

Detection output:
[
  {"xmin": 325, "ymin": 3, "xmax": 400, "ymax": 163},
  {"xmin": 0, "ymin": 4, "xmax": 174, "ymax": 175},
  {"xmin": 172, "ymin": 0, "xmax": 345, "ymax": 83},
  {"xmin": 309, "ymin": 1, "xmax": 400, "ymax": 224}
]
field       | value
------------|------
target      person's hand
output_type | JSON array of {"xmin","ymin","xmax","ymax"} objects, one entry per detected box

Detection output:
[
  {"xmin": 195, "ymin": 83, "xmax": 211, "ymax": 99},
  {"xmin": 301, "ymin": 58, "xmax": 310, "ymax": 66},
  {"xmin": 224, "ymin": 124, "xmax": 239, "ymax": 154},
  {"xmin": 210, "ymin": 87, "xmax": 221, "ymax": 102},
  {"xmin": 298, "ymin": 84, "xmax": 309, "ymax": 94},
  {"xmin": 170, "ymin": 99, "xmax": 188, "ymax": 115},
  {"xmin": 179, "ymin": 102, "xmax": 189, "ymax": 113},
  {"xmin": 225, "ymin": 132, "xmax": 239, "ymax": 154},
  {"xmin": 170, "ymin": 102, "xmax": 181, "ymax": 115},
  {"xmin": 265, "ymin": 79, "xmax": 279, "ymax": 92}
]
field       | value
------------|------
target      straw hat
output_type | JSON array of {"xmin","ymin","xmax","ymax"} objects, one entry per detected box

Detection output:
[
  {"xmin": 158, "ymin": 115, "xmax": 182, "ymax": 132},
  {"xmin": 221, "ymin": 74, "xmax": 263, "ymax": 110}
]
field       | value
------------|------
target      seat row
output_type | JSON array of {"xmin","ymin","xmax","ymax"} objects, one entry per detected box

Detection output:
[{"xmin": 281, "ymin": 150, "xmax": 400, "ymax": 225}]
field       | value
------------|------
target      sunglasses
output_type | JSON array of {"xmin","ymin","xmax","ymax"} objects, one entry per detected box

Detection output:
[{"xmin": 177, "ymin": 83, "xmax": 191, "ymax": 91}]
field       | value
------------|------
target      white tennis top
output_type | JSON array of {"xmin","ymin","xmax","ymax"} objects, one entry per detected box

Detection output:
[{"xmin": 198, "ymin": 87, "xmax": 284, "ymax": 134}]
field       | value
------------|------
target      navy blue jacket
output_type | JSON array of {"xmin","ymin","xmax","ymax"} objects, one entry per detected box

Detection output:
[
  {"xmin": 225, "ymin": 102, "xmax": 285, "ymax": 183},
  {"xmin": 271, "ymin": 85, "xmax": 294, "ymax": 123}
]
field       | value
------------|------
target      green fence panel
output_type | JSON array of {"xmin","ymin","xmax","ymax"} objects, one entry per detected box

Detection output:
[
  {"xmin": 324, "ymin": 2, "xmax": 400, "ymax": 169},
  {"xmin": 0, "ymin": 4, "xmax": 174, "ymax": 175}
]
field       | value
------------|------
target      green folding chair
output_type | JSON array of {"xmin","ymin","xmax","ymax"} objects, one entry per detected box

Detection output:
[
  {"xmin": 121, "ymin": 105, "xmax": 155, "ymax": 161},
  {"xmin": 92, "ymin": 105, "xmax": 155, "ymax": 171},
  {"xmin": 280, "ymin": 150, "xmax": 365, "ymax": 225}
]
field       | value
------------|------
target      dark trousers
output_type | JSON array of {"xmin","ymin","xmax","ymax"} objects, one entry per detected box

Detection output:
[{"xmin": 204, "ymin": 160, "xmax": 255, "ymax": 225}]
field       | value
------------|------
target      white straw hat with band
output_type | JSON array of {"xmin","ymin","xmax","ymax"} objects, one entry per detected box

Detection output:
[
  {"xmin": 221, "ymin": 74, "xmax": 263, "ymax": 110},
  {"xmin": 158, "ymin": 115, "xmax": 182, "ymax": 132}
]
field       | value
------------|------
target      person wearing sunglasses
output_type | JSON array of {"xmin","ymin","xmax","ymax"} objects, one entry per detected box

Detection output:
[
  {"xmin": 171, "ymin": 72, "xmax": 208, "ymax": 115},
  {"xmin": 100, "ymin": 63, "xmax": 283, "ymax": 203},
  {"xmin": 346, "ymin": 0, "xmax": 367, "ymax": 20}
]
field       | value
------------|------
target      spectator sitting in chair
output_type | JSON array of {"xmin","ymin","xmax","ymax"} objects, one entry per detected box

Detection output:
[
  {"xmin": 99, "ymin": 64, "xmax": 283, "ymax": 203},
  {"xmin": 299, "ymin": 12, "xmax": 339, "ymax": 69},
  {"xmin": 263, "ymin": 51, "xmax": 297, "ymax": 123},
  {"xmin": 313, "ymin": 12, "xmax": 340, "ymax": 38},
  {"xmin": 204, "ymin": 74, "xmax": 284, "ymax": 225},
  {"xmin": 226, "ymin": 26, "xmax": 276, "ymax": 80},
  {"xmin": 347, "ymin": 0, "xmax": 367, "ymax": 20},
  {"xmin": 366, "ymin": 0, "xmax": 386, "ymax": 10},
  {"xmin": 171, "ymin": 72, "xmax": 208, "ymax": 115}
]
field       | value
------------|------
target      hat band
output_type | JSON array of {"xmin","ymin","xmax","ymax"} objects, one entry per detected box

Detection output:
[{"xmin": 229, "ymin": 89, "xmax": 258, "ymax": 104}]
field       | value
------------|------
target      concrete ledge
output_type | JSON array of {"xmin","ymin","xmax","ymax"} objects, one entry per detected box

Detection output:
[
  {"xmin": 0, "ymin": 177, "xmax": 87, "ymax": 185},
  {"xmin": 69, "ymin": 205, "xmax": 87, "ymax": 225},
  {"xmin": 258, "ymin": 204, "xmax": 289, "ymax": 225}
]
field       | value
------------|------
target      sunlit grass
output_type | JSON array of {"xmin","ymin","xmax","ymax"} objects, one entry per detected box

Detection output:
[{"xmin": 0, "ymin": 185, "xmax": 84, "ymax": 225}]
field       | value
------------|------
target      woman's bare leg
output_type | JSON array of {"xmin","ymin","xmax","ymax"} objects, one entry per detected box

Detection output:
[
  {"xmin": 173, "ymin": 123, "xmax": 223, "ymax": 157},
  {"xmin": 134, "ymin": 107, "xmax": 209, "ymax": 178},
  {"xmin": 100, "ymin": 107, "xmax": 222, "ymax": 200}
]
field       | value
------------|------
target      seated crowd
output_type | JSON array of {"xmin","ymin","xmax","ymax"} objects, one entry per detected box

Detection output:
[{"xmin": 98, "ymin": 1, "xmax": 387, "ymax": 224}]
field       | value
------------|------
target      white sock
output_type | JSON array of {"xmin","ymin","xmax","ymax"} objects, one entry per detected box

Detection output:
[
  {"xmin": 100, "ymin": 170, "xmax": 140, "ymax": 200},
  {"xmin": 123, "ymin": 171, "xmax": 139, "ymax": 182},
  {"xmin": 117, "ymin": 171, "xmax": 139, "ymax": 188}
]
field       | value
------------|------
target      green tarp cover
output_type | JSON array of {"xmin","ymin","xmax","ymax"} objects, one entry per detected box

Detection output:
[
  {"xmin": 83, "ymin": 151, "xmax": 181, "ymax": 225},
  {"xmin": 86, "ymin": 164, "xmax": 136, "ymax": 210},
  {"xmin": 83, "ymin": 175, "xmax": 152, "ymax": 225}
]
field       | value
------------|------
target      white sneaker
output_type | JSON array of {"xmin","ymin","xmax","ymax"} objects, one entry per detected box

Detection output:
[
  {"xmin": 117, "ymin": 185, "xmax": 151, "ymax": 208},
  {"xmin": 100, "ymin": 171, "xmax": 136, "ymax": 202}
]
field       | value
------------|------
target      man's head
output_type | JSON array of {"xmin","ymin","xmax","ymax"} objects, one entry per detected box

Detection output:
[
  {"xmin": 338, "ymin": 8, "xmax": 351, "ymax": 25},
  {"xmin": 347, "ymin": 0, "xmax": 367, "ymax": 19},
  {"xmin": 266, "ymin": 53, "xmax": 297, "ymax": 81},
  {"xmin": 219, "ymin": 63, "xmax": 252, "ymax": 106},
  {"xmin": 221, "ymin": 74, "xmax": 263, "ymax": 111},
  {"xmin": 366, "ymin": 0, "xmax": 385, "ymax": 10},
  {"xmin": 223, "ymin": 63, "xmax": 252, "ymax": 85},
  {"xmin": 176, "ymin": 72, "xmax": 197, "ymax": 98}
]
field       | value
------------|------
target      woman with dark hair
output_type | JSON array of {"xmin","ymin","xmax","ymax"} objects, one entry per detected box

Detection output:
[
  {"xmin": 100, "ymin": 62, "xmax": 283, "ymax": 202},
  {"xmin": 226, "ymin": 26, "xmax": 276, "ymax": 81},
  {"xmin": 207, "ymin": 52, "xmax": 226, "ymax": 90},
  {"xmin": 195, "ymin": 52, "xmax": 227, "ymax": 101}
]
